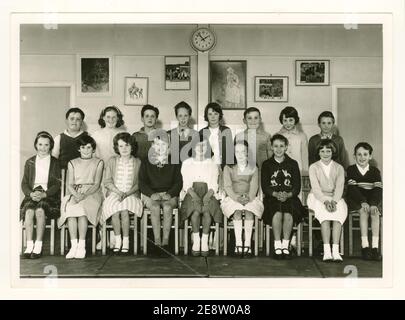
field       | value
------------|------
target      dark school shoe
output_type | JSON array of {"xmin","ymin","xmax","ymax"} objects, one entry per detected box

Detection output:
[
  {"xmin": 273, "ymin": 248, "xmax": 283, "ymax": 260},
  {"xmin": 282, "ymin": 248, "xmax": 291, "ymax": 260},
  {"xmin": 370, "ymin": 248, "xmax": 382, "ymax": 261},
  {"xmin": 361, "ymin": 247, "xmax": 372, "ymax": 260},
  {"xmin": 30, "ymin": 252, "xmax": 42, "ymax": 259},
  {"xmin": 243, "ymin": 247, "xmax": 253, "ymax": 259},
  {"xmin": 233, "ymin": 246, "xmax": 243, "ymax": 257}
]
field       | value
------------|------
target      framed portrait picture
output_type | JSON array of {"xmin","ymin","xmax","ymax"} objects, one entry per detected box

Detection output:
[
  {"xmin": 77, "ymin": 55, "xmax": 113, "ymax": 96},
  {"xmin": 124, "ymin": 77, "xmax": 148, "ymax": 106},
  {"xmin": 210, "ymin": 60, "xmax": 247, "ymax": 110},
  {"xmin": 254, "ymin": 76, "xmax": 289, "ymax": 102},
  {"xmin": 295, "ymin": 60, "xmax": 330, "ymax": 86},
  {"xmin": 165, "ymin": 56, "xmax": 191, "ymax": 90}
]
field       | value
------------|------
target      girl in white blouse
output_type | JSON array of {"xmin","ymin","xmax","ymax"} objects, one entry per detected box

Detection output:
[{"xmin": 179, "ymin": 135, "xmax": 222, "ymax": 256}]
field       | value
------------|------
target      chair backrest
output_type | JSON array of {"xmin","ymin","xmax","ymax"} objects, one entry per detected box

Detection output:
[{"xmin": 61, "ymin": 169, "xmax": 66, "ymax": 198}]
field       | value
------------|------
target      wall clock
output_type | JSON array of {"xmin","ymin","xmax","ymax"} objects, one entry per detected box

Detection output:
[{"xmin": 190, "ymin": 27, "xmax": 216, "ymax": 52}]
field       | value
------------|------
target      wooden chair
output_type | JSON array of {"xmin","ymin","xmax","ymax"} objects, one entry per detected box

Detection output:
[
  {"xmin": 265, "ymin": 222, "xmax": 303, "ymax": 257},
  {"xmin": 59, "ymin": 168, "xmax": 97, "ymax": 256},
  {"xmin": 141, "ymin": 208, "xmax": 179, "ymax": 255},
  {"xmin": 21, "ymin": 219, "xmax": 56, "ymax": 255},
  {"xmin": 348, "ymin": 210, "xmax": 383, "ymax": 256},
  {"xmin": 101, "ymin": 215, "xmax": 139, "ymax": 255},
  {"xmin": 183, "ymin": 218, "xmax": 220, "ymax": 256},
  {"xmin": 223, "ymin": 212, "xmax": 260, "ymax": 256}
]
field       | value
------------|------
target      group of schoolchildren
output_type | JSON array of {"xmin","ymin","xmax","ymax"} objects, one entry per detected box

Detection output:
[{"xmin": 20, "ymin": 101, "xmax": 382, "ymax": 263}]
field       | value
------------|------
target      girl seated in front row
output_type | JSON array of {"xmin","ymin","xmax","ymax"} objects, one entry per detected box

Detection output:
[
  {"xmin": 21, "ymin": 131, "xmax": 61, "ymax": 258},
  {"xmin": 261, "ymin": 134, "xmax": 306, "ymax": 259},
  {"xmin": 221, "ymin": 140, "xmax": 264, "ymax": 257},
  {"xmin": 307, "ymin": 139, "xmax": 347, "ymax": 262},
  {"xmin": 139, "ymin": 135, "xmax": 183, "ymax": 256},
  {"xmin": 180, "ymin": 134, "xmax": 222, "ymax": 256},
  {"xmin": 58, "ymin": 135, "xmax": 104, "ymax": 259},
  {"xmin": 101, "ymin": 132, "xmax": 143, "ymax": 254}
]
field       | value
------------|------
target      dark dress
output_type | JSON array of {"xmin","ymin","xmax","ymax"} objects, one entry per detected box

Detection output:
[
  {"xmin": 20, "ymin": 156, "xmax": 61, "ymax": 221},
  {"xmin": 180, "ymin": 182, "xmax": 222, "ymax": 224},
  {"xmin": 346, "ymin": 164, "xmax": 383, "ymax": 213},
  {"xmin": 59, "ymin": 131, "xmax": 89, "ymax": 170},
  {"xmin": 167, "ymin": 128, "xmax": 199, "ymax": 164},
  {"xmin": 261, "ymin": 155, "xmax": 306, "ymax": 225}
]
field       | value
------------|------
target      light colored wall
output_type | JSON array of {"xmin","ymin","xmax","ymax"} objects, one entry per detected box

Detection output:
[{"xmin": 20, "ymin": 24, "xmax": 382, "ymax": 140}]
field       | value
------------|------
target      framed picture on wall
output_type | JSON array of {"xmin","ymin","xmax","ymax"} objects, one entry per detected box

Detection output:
[
  {"xmin": 77, "ymin": 55, "xmax": 113, "ymax": 96},
  {"xmin": 124, "ymin": 77, "xmax": 148, "ymax": 106},
  {"xmin": 210, "ymin": 60, "xmax": 247, "ymax": 110},
  {"xmin": 165, "ymin": 56, "xmax": 191, "ymax": 90},
  {"xmin": 254, "ymin": 76, "xmax": 289, "ymax": 102},
  {"xmin": 295, "ymin": 60, "xmax": 330, "ymax": 86}
]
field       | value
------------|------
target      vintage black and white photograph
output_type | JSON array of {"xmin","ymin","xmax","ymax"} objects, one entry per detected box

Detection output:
[
  {"xmin": 296, "ymin": 60, "xmax": 330, "ymax": 86},
  {"xmin": 124, "ymin": 77, "xmax": 148, "ymax": 106},
  {"xmin": 165, "ymin": 56, "xmax": 191, "ymax": 90},
  {"xmin": 13, "ymin": 20, "xmax": 388, "ymax": 286},
  {"xmin": 210, "ymin": 60, "xmax": 247, "ymax": 109},
  {"xmin": 254, "ymin": 76, "xmax": 288, "ymax": 102},
  {"xmin": 77, "ymin": 55, "xmax": 112, "ymax": 95}
]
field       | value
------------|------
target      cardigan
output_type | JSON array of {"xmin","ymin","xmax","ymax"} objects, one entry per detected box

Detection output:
[
  {"xmin": 92, "ymin": 127, "xmax": 126, "ymax": 164},
  {"xmin": 308, "ymin": 133, "xmax": 346, "ymax": 167},
  {"xmin": 308, "ymin": 160, "xmax": 345, "ymax": 203},
  {"xmin": 138, "ymin": 157, "xmax": 183, "ymax": 197},
  {"xmin": 199, "ymin": 125, "xmax": 234, "ymax": 168},
  {"xmin": 261, "ymin": 155, "xmax": 301, "ymax": 199},
  {"xmin": 21, "ymin": 155, "xmax": 61, "ymax": 199},
  {"xmin": 346, "ymin": 164, "xmax": 382, "ymax": 206},
  {"xmin": 103, "ymin": 155, "xmax": 141, "ymax": 198},
  {"xmin": 278, "ymin": 127, "xmax": 308, "ymax": 174}
]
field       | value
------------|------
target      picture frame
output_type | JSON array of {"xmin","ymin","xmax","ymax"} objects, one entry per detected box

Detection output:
[
  {"xmin": 124, "ymin": 77, "xmax": 148, "ymax": 106},
  {"xmin": 76, "ymin": 55, "xmax": 113, "ymax": 96},
  {"xmin": 210, "ymin": 60, "xmax": 247, "ymax": 110},
  {"xmin": 165, "ymin": 56, "xmax": 191, "ymax": 90},
  {"xmin": 295, "ymin": 60, "xmax": 330, "ymax": 86},
  {"xmin": 254, "ymin": 76, "xmax": 289, "ymax": 102}
]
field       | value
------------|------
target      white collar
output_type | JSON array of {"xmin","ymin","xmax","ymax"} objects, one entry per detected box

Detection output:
[
  {"xmin": 209, "ymin": 127, "xmax": 219, "ymax": 133},
  {"xmin": 356, "ymin": 164, "xmax": 370, "ymax": 175},
  {"xmin": 64, "ymin": 129, "xmax": 84, "ymax": 138},
  {"xmin": 36, "ymin": 154, "xmax": 51, "ymax": 162}
]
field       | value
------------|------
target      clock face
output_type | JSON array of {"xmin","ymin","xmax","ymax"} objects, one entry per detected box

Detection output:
[{"xmin": 191, "ymin": 28, "xmax": 216, "ymax": 52}]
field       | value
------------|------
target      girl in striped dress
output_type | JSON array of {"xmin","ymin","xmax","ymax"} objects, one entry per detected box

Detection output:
[{"xmin": 101, "ymin": 132, "xmax": 142, "ymax": 254}]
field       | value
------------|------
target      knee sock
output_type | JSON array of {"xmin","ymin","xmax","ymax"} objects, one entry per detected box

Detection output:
[
  {"xmin": 282, "ymin": 239, "xmax": 290, "ymax": 250},
  {"xmin": 244, "ymin": 220, "xmax": 254, "ymax": 248},
  {"xmin": 115, "ymin": 235, "xmax": 122, "ymax": 249},
  {"xmin": 25, "ymin": 240, "xmax": 34, "ymax": 253},
  {"xmin": 201, "ymin": 233, "xmax": 209, "ymax": 251},
  {"xmin": 274, "ymin": 240, "xmax": 282, "ymax": 250},
  {"xmin": 233, "ymin": 220, "xmax": 243, "ymax": 247},
  {"xmin": 33, "ymin": 240, "xmax": 42, "ymax": 254},
  {"xmin": 323, "ymin": 244, "xmax": 331, "ymax": 255},
  {"xmin": 361, "ymin": 236, "xmax": 369, "ymax": 248},
  {"xmin": 372, "ymin": 236, "xmax": 379, "ymax": 249},
  {"xmin": 122, "ymin": 236, "xmax": 129, "ymax": 250},
  {"xmin": 192, "ymin": 232, "xmax": 200, "ymax": 251}
]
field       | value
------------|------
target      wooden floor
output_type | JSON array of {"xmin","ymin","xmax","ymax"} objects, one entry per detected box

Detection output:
[{"xmin": 20, "ymin": 252, "xmax": 382, "ymax": 278}]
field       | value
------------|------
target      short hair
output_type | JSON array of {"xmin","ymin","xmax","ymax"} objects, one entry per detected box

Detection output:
[
  {"xmin": 77, "ymin": 134, "xmax": 96, "ymax": 150},
  {"xmin": 189, "ymin": 133, "xmax": 214, "ymax": 159},
  {"xmin": 65, "ymin": 107, "xmax": 85, "ymax": 120},
  {"xmin": 141, "ymin": 104, "xmax": 159, "ymax": 118},
  {"xmin": 354, "ymin": 142, "xmax": 373, "ymax": 155},
  {"xmin": 174, "ymin": 101, "xmax": 192, "ymax": 116},
  {"xmin": 98, "ymin": 105, "xmax": 125, "ymax": 128},
  {"xmin": 204, "ymin": 102, "xmax": 223, "ymax": 122},
  {"xmin": 232, "ymin": 139, "xmax": 257, "ymax": 169},
  {"xmin": 34, "ymin": 131, "xmax": 54, "ymax": 151},
  {"xmin": 113, "ymin": 132, "xmax": 137, "ymax": 157},
  {"xmin": 270, "ymin": 134, "xmax": 289, "ymax": 146},
  {"xmin": 318, "ymin": 111, "xmax": 335, "ymax": 124},
  {"xmin": 243, "ymin": 107, "xmax": 261, "ymax": 119},
  {"xmin": 316, "ymin": 139, "xmax": 337, "ymax": 156},
  {"xmin": 279, "ymin": 106, "xmax": 300, "ymax": 124}
]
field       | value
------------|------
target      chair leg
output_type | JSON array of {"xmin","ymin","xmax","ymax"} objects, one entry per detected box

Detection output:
[
  {"xmin": 340, "ymin": 227, "xmax": 344, "ymax": 256},
  {"xmin": 223, "ymin": 216, "xmax": 228, "ymax": 256},
  {"xmin": 258, "ymin": 219, "xmax": 263, "ymax": 250},
  {"xmin": 92, "ymin": 226, "xmax": 96, "ymax": 255},
  {"xmin": 297, "ymin": 223, "xmax": 302, "ymax": 257},
  {"xmin": 380, "ymin": 217, "xmax": 383, "ymax": 255},
  {"xmin": 101, "ymin": 223, "xmax": 106, "ymax": 256},
  {"xmin": 309, "ymin": 212, "xmax": 313, "ymax": 257},
  {"xmin": 50, "ymin": 219, "xmax": 55, "ymax": 255},
  {"xmin": 184, "ymin": 220, "xmax": 188, "ymax": 255},
  {"xmin": 348, "ymin": 214, "xmax": 353, "ymax": 257},
  {"xmin": 143, "ymin": 214, "xmax": 147, "ymax": 255},
  {"xmin": 174, "ymin": 210, "xmax": 179, "ymax": 255},
  {"xmin": 254, "ymin": 216, "xmax": 259, "ymax": 257},
  {"xmin": 134, "ymin": 216, "xmax": 138, "ymax": 255},
  {"xmin": 215, "ymin": 223, "xmax": 220, "ymax": 256},
  {"xmin": 265, "ymin": 225, "xmax": 270, "ymax": 257},
  {"xmin": 21, "ymin": 221, "xmax": 26, "ymax": 255},
  {"xmin": 60, "ymin": 225, "xmax": 65, "ymax": 255}
]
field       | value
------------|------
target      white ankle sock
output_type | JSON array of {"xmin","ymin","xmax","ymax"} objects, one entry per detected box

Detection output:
[
  {"xmin": 233, "ymin": 220, "xmax": 243, "ymax": 247},
  {"xmin": 274, "ymin": 240, "xmax": 282, "ymax": 249},
  {"xmin": 192, "ymin": 232, "xmax": 200, "ymax": 251},
  {"xmin": 78, "ymin": 239, "xmax": 85, "ymax": 249},
  {"xmin": 372, "ymin": 236, "xmax": 379, "ymax": 248},
  {"xmin": 25, "ymin": 240, "xmax": 34, "ymax": 253},
  {"xmin": 33, "ymin": 241, "xmax": 42, "ymax": 254},
  {"xmin": 115, "ymin": 235, "xmax": 122, "ymax": 248},
  {"xmin": 201, "ymin": 233, "xmax": 209, "ymax": 251},
  {"xmin": 122, "ymin": 236, "xmax": 129, "ymax": 249},
  {"xmin": 361, "ymin": 236, "xmax": 369, "ymax": 248},
  {"xmin": 323, "ymin": 244, "xmax": 331, "ymax": 255},
  {"xmin": 70, "ymin": 239, "xmax": 78, "ymax": 248},
  {"xmin": 244, "ymin": 220, "xmax": 254, "ymax": 248},
  {"xmin": 282, "ymin": 239, "xmax": 290, "ymax": 250},
  {"xmin": 332, "ymin": 244, "xmax": 340, "ymax": 254}
]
